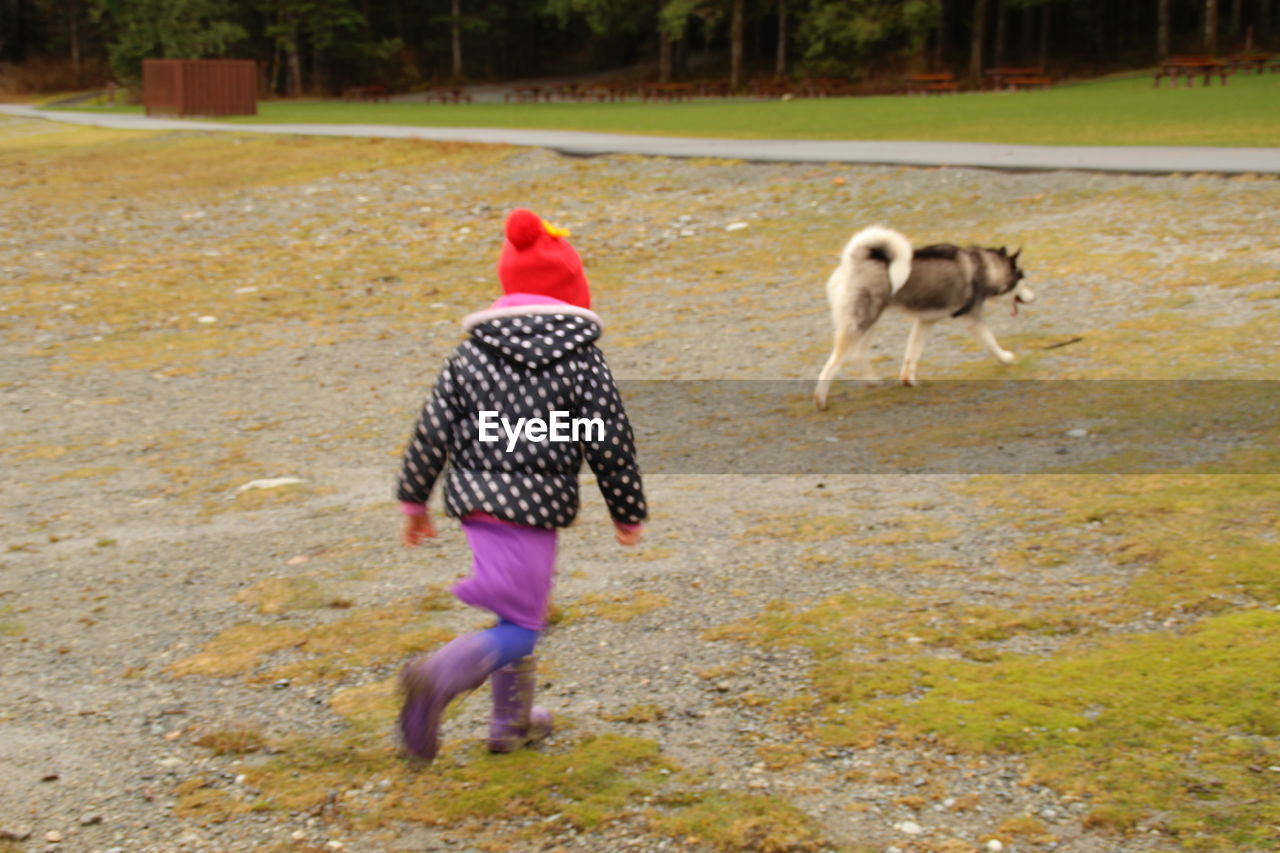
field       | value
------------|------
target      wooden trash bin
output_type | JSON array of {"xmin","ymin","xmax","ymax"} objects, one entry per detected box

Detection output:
[{"xmin": 144, "ymin": 59, "xmax": 258, "ymax": 117}]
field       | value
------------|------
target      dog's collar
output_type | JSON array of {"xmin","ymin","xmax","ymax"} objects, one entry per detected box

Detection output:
[{"xmin": 951, "ymin": 289, "xmax": 981, "ymax": 318}]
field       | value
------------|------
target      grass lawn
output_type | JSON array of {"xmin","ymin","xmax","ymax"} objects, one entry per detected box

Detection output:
[{"xmin": 50, "ymin": 72, "xmax": 1280, "ymax": 146}]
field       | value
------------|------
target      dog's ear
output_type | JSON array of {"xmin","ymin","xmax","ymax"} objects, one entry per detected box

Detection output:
[
  {"xmin": 1011, "ymin": 248, "xmax": 1022, "ymax": 263},
  {"xmin": 998, "ymin": 246, "xmax": 1008, "ymax": 255}
]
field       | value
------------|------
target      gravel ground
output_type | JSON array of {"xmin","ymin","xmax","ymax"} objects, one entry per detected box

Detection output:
[{"xmin": 2, "ymin": 123, "xmax": 1277, "ymax": 853}]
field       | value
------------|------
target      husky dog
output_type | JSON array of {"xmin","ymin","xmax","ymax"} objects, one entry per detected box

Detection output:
[{"xmin": 813, "ymin": 225, "xmax": 1035, "ymax": 409}]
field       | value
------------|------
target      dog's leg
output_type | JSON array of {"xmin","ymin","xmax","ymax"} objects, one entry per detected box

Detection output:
[
  {"xmin": 848, "ymin": 324, "xmax": 880, "ymax": 382},
  {"xmin": 814, "ymin": 325, "xmax": 862, "ymax": 410},
  {"xmin": 967, "ymin": 317, "xmax": 1016, "ymax": 364},
  {"xmin": 899, "ymin": 319, "xmax": 936, "ymax": 386}
]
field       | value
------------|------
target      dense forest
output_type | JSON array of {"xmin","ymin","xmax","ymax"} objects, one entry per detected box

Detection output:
[{"xmin": 1, "ymin": 0, "xmax": 1277, "ymax": 95}]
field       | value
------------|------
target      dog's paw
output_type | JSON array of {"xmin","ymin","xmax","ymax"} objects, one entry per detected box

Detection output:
[
  {"xmin": 813, "ymin": 392, "xmax": 828, "ymax": 411},
  {"xmin": 997, "ymin": 350, "xmax": 1016, "ymax": 365}
]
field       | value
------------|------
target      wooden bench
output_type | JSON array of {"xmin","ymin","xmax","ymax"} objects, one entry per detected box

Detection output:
[
  {"xmin": 985, "ymin": 66, "xmax": 1046, "ymax": 90},
  {"xmin": 1154, "ymin": 56, "xmax": 1234, "ymax": 87},
  {"xmin": 642, "ymin": 83, "xmax": 695, "ymax": 102},
  {"xmin": 1004, "ymin": 75, "xmax": 1052, "ymax": 91},
  {"xmin": 902, "ymin": 73, "xmax": 958, "ymax": 94},
  {"xmin": 343, "ymin": 84, "xmax": 390, "ymax": 103}
]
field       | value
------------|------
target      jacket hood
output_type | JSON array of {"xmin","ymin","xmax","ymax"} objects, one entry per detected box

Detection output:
[{"xmin": 462, "ymin": 304, "xmax": 602, "ymax": 369}]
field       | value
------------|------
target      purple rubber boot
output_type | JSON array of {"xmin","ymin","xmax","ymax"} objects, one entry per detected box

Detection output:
[
  {"xmin": 398, "ymin": 633, "xmax": 500, "ymax": 763},
  {"xmin": 488, "ymin": 656, "xmax": 553, "ymax": 753}
]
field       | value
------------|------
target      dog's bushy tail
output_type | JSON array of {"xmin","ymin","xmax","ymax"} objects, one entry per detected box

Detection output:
[{"xmin": 844, "ymin": 225, "xmax": 912, "ymax": 293}]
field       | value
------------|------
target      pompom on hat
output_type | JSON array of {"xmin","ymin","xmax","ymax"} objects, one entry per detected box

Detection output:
[{"xmin": 496, "ymin": 208, "xmax": 591, "ymax": 309}]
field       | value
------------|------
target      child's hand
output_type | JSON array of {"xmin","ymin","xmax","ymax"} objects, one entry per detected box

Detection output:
[
  {"xmin": 402, "ymin": 513, "xmax": 436, "ymax": 547},
  {"xmin": 615, "ymin": 523, "xmax": 643, "ymax": 547}
]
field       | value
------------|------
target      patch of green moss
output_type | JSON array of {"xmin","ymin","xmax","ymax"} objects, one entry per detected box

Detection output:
[
  {"xmin": 194, "ymin": 725, "xmax": 267, "ymax": 755},
  {"xmin": 169, "ymin": 597, "xmax": 452, "ymax": 683},
  {"xmin": 233, "ymin": 577, "xmax": 351, "ymax": 614},
  {"xmin": 966, "ymin": 468, "xmax": 1280, "ymax": 613},
  {"xmin": 562, "ymin": 589, "xmax": 672, "ymax": 624},
  {"xmin": 0, "ymin": 605, "xmax": 24, "ymax": 636},
  {"xmin": 173, "ymin": 775, "xmax": 253, "ymax": 823},
  {"xmin": 716, "ymin": 592, "xmax": 1280, "ymax": 851},
  {"xmin": 601, "ymin": 703, "xmax": 667, "ymax": 723},
  {"xmin": 737, "ymin": 512, "xmax": 856, "ymax": 543},
  {"xmin": 241, "ymin": 728, "xmax": 675, "ymax": 837},
  {"xmin": 46, "ymin": 464, "xmax": 120, "ymax": 481},
  {"xmin": 651, "ymin": 790, "xmax": 830, "ymax": 853}
]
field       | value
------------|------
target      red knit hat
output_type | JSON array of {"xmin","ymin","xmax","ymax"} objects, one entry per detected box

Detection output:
[{"xmin": 496, "ymin": 208, "xmax": 591, "ymax": 309}]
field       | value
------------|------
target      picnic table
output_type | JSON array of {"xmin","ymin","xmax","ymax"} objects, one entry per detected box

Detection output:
[
  {"xmin": 343, "ymin": 84, "xmax": 390, "ymax": 103},
  {"xmin": 424, "ymin": 86, "xmax": 471, "ymax": 104},
  {"xmin": 985, "ymin": 67, "xmax": 1052, "ymax": 90},
  {"xmin": 548, "ymin": 82, "xmax": 590, "ymax": 101},
  {"xmin": 902, "ymin": 73, "xmax": 960, "ymax": 94},
  {"xmin": 575, "ymin": 84, "xmax": 619, "ymax": 102},
  {"xmin": 799, "ymin": 77, "xmax": 853, "ymax": 97},
  {"xmin": 505, "ymin": 85, "xmax": 549, "ymax": 103},
  {"xmin": 747, "ymin": 77, "xmax": 793, "ymax": 98},
  {"xmin": 1154, "ymin": 56, "xmax": 1234, "ymax": 87},
  {"xmin": 1228, "ymin": 53, "xmax": 1275, "ymax": 73},
  {"xmin": 694, "ymin": 79, "xmax": 732, "ymax": 98}
]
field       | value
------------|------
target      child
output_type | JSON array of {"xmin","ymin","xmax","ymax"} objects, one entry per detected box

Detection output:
[{"xmin": 395, "ymin": 207, "xmax": 647, "ymax": 763}]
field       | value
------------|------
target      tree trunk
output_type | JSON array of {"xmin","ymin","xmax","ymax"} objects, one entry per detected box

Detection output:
[
  {"xmin": 969, "ymin": 0, "xmax": 988, "ymax": 81},
  {"xmin": 67, "ymin": 0, "xmax": 80, "ymax": 73},
  {"xmin": 730, "ymin": 0, "xmax": 744, "ymax": 90},
  {"xmin": 1205, "ymin": 0, "xmax": 1219, "ymax": 53},
  {"xmin": 451, "ymin": 0, "xmax": 463, "ymax": 80},
  {"xmin": 281, "ymin": 10, "xmax": 302, "ymax": 98},
  {"xmin": 1229, "ymin": 0, "xmax": 1243, "ymax": 39},
  {"xmin": 286, "ymin": 48, "xmax": 302, "ymax": 96},
  {"xmin": 9, "ymin": 0, "xmax": 28, "ymax": 62},
  {"xmin": 1038, "ymin": 0, "xmax": 1050, "ymax": 69},
  {"xmin": 658, "ymin": 30, "xmax": 672, "ymax": 82},
  {"xmin": 1021, "ymin": 2, "xmax": 1034, "ymax": 66},
  {"xmin": 775, "ymin": 0, "xmax": 787, "ymax": 76},
  {"xmin": 994, "ymin": 0, "xmax": 1007, "ymax": 68},
  {"xmin": 1261, "ymin": 0, "xmax": 1273, "ymax": 42},
  {"xmin": 1158, "ymin": 0, "xmax": 1170, "ymax": 58},
  {"xmin": 312, "ymin": 37, "xmax": 325, "ymax": 96},
  {"xmin": 269, "ymin": 41, "xmax": 281, "ymax": 95},
  {"xmin": 934, "ymin": 0, "xmax": 949, "ymax": 71},
  {"xmin": 287, "ymin": 40, "xmax": 302, "ymax": 96}
]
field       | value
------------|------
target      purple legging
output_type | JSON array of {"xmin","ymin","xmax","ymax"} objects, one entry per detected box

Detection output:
[{"xmin": 454, "ymin": 518, "xmax": 558, "ymax": 632}]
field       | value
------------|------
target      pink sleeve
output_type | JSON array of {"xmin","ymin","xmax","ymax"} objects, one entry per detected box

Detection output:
[
  {"xmin": 400, "ymin": 501, "xmax": 427, "ymax": 517},
  {"xmin": 614, "ymin": 521, "xmax": 643, "ymax": 533}
]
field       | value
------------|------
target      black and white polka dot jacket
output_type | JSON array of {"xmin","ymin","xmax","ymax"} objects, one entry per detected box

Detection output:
[{"xmin": 396, "ymin": 304, "xmax": 647, "ymax": 530}]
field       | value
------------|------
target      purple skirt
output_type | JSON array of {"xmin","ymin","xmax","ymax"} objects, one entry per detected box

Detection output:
[{"xmin": 453, "ymin": 519, "xmax": 558, "ymax": 631}]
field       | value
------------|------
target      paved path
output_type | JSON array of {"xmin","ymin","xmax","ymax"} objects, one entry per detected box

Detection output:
[{"xmin": 4, "ymin": 104, "xmax": 1279, "ymax": 175}]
